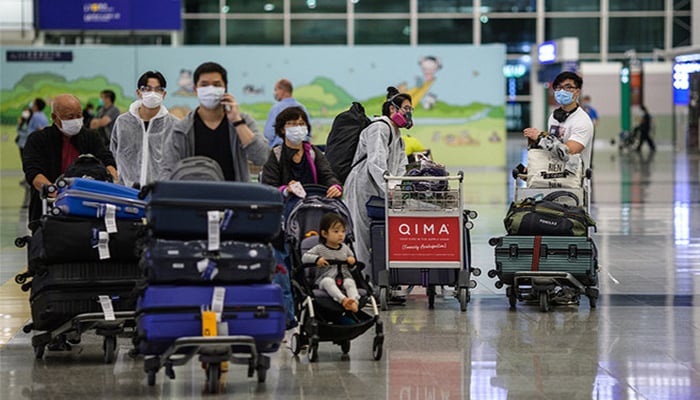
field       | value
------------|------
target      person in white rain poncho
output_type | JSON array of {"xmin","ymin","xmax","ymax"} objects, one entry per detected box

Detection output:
[
  {"xmin": 110, "ymin": 71, "xmax": 178, "ymax": 188},
  {"xmin": 344, "ymin": 86, "xmax": 411, "ymax": 277}
]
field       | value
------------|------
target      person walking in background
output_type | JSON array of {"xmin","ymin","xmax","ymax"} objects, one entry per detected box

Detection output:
[
  {"xmin": 110, "ymin": 71, "xmax": 178, "ymax": 188},
  {"xmin": 581, "ymin": 95, "xmax": 599, "ymax": 128},
  {"xmin": 263, "ymin": 78, "xmax": 311, "ymax": 148},
  {"xmin": 636, "ymin": 104, "xmax": 656, "ymax": 153},
  {"xmin": 27, "ymin": 98, "xmax": 49, "ymax": 134},
  {"xmin": 90, "ymin": 89, "xmax": 120, "ymax": 146},
  {"xmin": 82, "ymin": 102, "xmax": 95, "ymax": 127},
  {"xmin": 15, "ymin": 106, "xmax": 33, "ymax": 208}
]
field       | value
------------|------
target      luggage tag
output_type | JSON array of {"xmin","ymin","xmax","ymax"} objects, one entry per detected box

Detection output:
[
  {"xmin": 197, "ymin": 258, "xmax": 219, "ymax": 280},
  {"xmin": 98, "ymin": 295, "xmax": 116, "ymax": 321},
  {"xmin": 211, "ymin": 286, "xmax": 225, "ymax": 323},
  {"xmin": 101, "ymin": 204, "xmax": 118, "ymax": 234},
  {"xmin": 207, "ymin": 211, "xmax": 221, "ymax": 251},
  {"xmin": 92, "ymin": 230, "xmax": 111, "ymax": 260}
]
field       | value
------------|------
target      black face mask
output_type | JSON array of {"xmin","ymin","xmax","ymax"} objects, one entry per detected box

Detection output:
[{"xmin": 553, "ymin": 106, "xmax": 578, "ymax": 123}]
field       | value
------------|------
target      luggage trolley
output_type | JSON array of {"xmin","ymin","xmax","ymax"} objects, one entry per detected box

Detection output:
[
  {"xmin": 376, "ymin": 171, "xmax": 480, "ymax": 311},
  {"xmin": 487, "ymin": 166, "xmax": 599, "ymax": 312}
]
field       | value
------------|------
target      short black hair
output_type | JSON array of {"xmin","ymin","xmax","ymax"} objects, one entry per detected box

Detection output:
[
  {"xmin": 137, "ymin": 71, "xmax": 167, "ymax": 89},
  {"xmin": 34, "ymin": 98, "xmax": 46, "ymax": 111},
  {"xmin": 194, "ymin": 62, "xmax": 228, "ymax": 88},
  {"xmin": 553, "ymin": 71, "xmax": 583, "ymax": 90},
  {"xmin": 319, "ymin": 213, "xmax": 346, "ymax": 244},
  {"xmin": 274, "ymin": 106, "xmax": 310, "ymax": 138},
  {"xmin": 382, "ymin": 86, "xmax": 412, "ymax": 117},
  {"xmin": 100, "ymin": 90, "xmax": 116, "ymax": 103}
]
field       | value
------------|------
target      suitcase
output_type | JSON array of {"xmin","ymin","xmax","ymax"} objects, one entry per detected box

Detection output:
[
  {"xmin": 27, "ymin": 215, "xmax": 144, "ymax": 267},
  {"xmin": 53, "ymin": 177, "xmax": 146, "ymax": 219},
  {"xmin": 493, "ymin": 235, "xmax": 597, "ymax": 286},
  {"xmin": 30, "ymin": 285, "xmax": 136, "ymax": 331},
  {"xmin": 135, "ymin": 284, "xmax": 285, "ymax": 355},
  {"xmin": 144, "ymin": 181, "xmax": 284, "ymax": 242},
  {"xmin": 28, "ymin": 261, "xmax": 142, "ymax": 294},
  {"xmin": 141, "ymin": 239, "xmax": 275, "ymax": 284}
]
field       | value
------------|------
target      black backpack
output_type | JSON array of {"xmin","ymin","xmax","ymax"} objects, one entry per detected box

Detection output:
[
  {"xmin": 325, "ymin": 102, "xmax": 390, "ymax": 185},
  {"xmin": 63, "ymin": 153, "xmax": 112, "ymax": 182},
  {"xmin": 169, "ymin": 156, "xmax": 225, "ymax": 181}
]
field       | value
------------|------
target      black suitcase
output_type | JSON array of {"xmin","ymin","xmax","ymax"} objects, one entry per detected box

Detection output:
[
  {"xmin": 144, "ymin": 181, "xmax": 284, "ymax": 242},
  {"xmin": 28, "ymin": 261, "xmax": 142, "ymax": 294},
  {"xmin": 141, "ymin": 239, "xmax": 275, "ymax": 284},
  {"xmin": 30, "ymin": 285, "xmax": 136, "ymax": 332},
  {"xmin": 26, "ymin": 215, "xmax": 143, "ymax": 267}
]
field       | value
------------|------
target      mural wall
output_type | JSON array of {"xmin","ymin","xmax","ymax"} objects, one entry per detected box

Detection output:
[{"xmin": 0, "ymin": 45, "xmax": 506, "ymax": 167}]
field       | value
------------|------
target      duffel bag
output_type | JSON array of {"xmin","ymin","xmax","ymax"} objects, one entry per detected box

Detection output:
[{"xmin": 504, "ymin": 192, "xmax": 596, "ymax": 236}]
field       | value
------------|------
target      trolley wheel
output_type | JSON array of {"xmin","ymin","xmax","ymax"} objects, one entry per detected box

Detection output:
[
  {"xmin": 147, "ymin": 370, "xmax": 157, "ymax": 386},
  {"xmin": 506, "ymin": 286, "xmax": 517, "ymax": 309},
  {"xmin": 539, "ymin": 291, "xmax": 550, "ymax": 313},
  {"xmin": 340, "ymin": 340, "xmax": 351, "ymax": 354},
  {"xmin": 372, "ymin": 336, "xmax": 383, "ymax": 360},
  {"xmin": 207, "ymin": 363, "xmax": 221, "ymax": 394},
  {"xmin": 471, "ymin": 267, "xmax": 481, "ymax": 277},
  {"xmin": 290, "ymin": 332, "xmax": 302, "ymax": 355},
  {"xmin": 34, "ymin": 344, "xmax": 45, "ymax": 360},
  {"xmin": 50, "ymin": 207, "xmax": 61, "ymax": 216},
  {"xmin": 257, "ymin": 365, "xmax": 267, "ymax": 383},
  {"xmin": 379, "ymin": 287, "xmax": 389, "ymax": 311},
  {"xmin": 14, "ymin": 237, "xmax": 28, "ymax": 248},
  {"xmin": 494, "ymin": 280, "xmax": 504, "ymax": 289},
  {"xmin": 458, "ymin": 288, "xmax": 468, "ymax": 312},
  {"xmin": 15, "ymin": 274, "xmax": 26, "ymax": 285},
  {"xmin": 55, "ymin": 179, "xmax": 67, "ymax": 189},
  {"xmin": 465, "ymin": 220, "xmax": 474, "ymax": 230},
  {"xmin": 487, "ymin": 269, "xmax": 498, "ymax": 279},
  {"xmin": 488, "ymin": 237, "xmax": 500, "ymax": 246},
  {"xmin": 427, "ymin": 286, "xmax": 435, "ymax": 309},
  {"xmin": 308, "ymin": 339, "xmax": 319, "ymax": 363},
  {"xmin": 103, "ymin": 336, "xmax": 116, "ymax": 364},
  {"xmin": 468, "ymin": 210, "xmax": 478, "ymax": 219}
]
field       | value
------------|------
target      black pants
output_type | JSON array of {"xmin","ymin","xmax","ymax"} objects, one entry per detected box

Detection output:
[{"xmin": 637, "ymin": 129, "xmax": 656, "ymax": 151}]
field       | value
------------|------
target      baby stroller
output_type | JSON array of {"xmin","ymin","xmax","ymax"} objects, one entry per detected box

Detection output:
[
  {"xmin": 618, "ymin": 127, "xmax": 640, "ymax": 152},
  {"xmin": 284, "ymin": 185, "xmax": 383, "ymax": 362}
]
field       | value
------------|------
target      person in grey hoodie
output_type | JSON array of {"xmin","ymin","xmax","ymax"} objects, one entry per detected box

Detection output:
[
  {"xmin": 111, "ymin": 71, "xmax": 178, "ymax": 188},
  {"xmin": 161, "ymin": 62, "xmax": 268, "ymax": 181}
]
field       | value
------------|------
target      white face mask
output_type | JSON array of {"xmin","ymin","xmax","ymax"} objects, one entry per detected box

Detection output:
[
  {"xmin": 285, "ymin": 126, "xmax": 308, "ymax": 145},
  {"xmin": 197, "ymin": 86, "xmax": 225, "ymax": 109},
  {"xmin": 59, "ymin": 118, "xmax": 83, "ymax": 136},
  {"xmin": 22, "ymin": 110, "xmax": 31, "ymax": 119},
  {"xmin": 141, "ymin": 91, "xmax": 163, "ymax": 109}
]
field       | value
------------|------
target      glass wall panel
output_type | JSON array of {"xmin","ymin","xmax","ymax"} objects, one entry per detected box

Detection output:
[
  {"xmin": 674, "ymin": 0, "xmax": 691, "ymax": 11},
  {"xmin": 506, "ymin": 102, "xmax": 530, "ymax": 132},
  {"xmin": 418, "ymin": 0, "xmax": 473, "ymax": 13},
  {"xmin": 418, "ymin": 18, "xmax": 472, "ymax": 44},
  {"xmin": 481, "ymin": 0, "xmax": 536, "ymax": 12},
  {"xmin": 355, "ymin": 19, "xmax": 410, "ymax": 44},
  {"xmin": 545, "ymin": 0, "xmax": 598, "ymax": 12},
  {"xmin": 673, "ymin": 16, "xmax": 691, "ymax": 47},
  {"xmin": 355, "ymin": 0, "xmax": 409, "ymax": 13},
  {"xmin": 608, "ymin": 17, "xmax": 663, "ymax": 53},
  {"xmin": 184, "ymin": 19, "xmax": 220, "ymax": 45},
  {"xmin": 184, "ymin": 0, "xmax": 219, "ymax": 13},
  {"xmin": 481, "ymin": 18, "xmax": 535, "ymax": 53},
  {"xmin": 504, "ymin": 60, "xmax": 531, "ymax": 96},
  {"xmin": 609, "ymin": 0, "xmax": 664, "ymax": 11},
  {"xmin": 545, "ymin": 18, "xmax": 599, "ymax": 53},
  {"xmin": 227, "ymin": 19, "xmax": 283, "ymax": 44},
  {"xmin": 225, "ymin": 0, "xmax": 283, "ymax": 13},
  {"xmin": 291, "ymin": 0, "xmax": 346, "ymax": 13},
  {"xmin": 291, "ymin": 19, "xmax": 346, "ymax": 44}
]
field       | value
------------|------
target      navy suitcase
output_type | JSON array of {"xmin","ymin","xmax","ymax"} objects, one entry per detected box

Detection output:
[
  {"xmin": 144, "ymin": 181, "xmax": 284, "ymax": 242},
  {"xmin": 53, "ymin": 177, "xmax": 145, "ymax": 219},
  {"xmin": 136, "ymin": 284, "xmax": 285, "ymax": 355},
  {"xmin": 28, "ymin": 261, "xmax": 142, "ymax": 294},
  {"xmin": 141, "ymin": 239, "xmax": 275, "ymax": 284}
]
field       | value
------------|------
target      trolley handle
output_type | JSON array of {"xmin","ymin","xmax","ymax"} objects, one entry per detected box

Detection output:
[{"xmin": 382, "ymin": 172, "xmax": 464, "ymax": 182}]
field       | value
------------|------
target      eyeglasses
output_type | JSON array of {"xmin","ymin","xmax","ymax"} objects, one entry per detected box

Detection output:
[
  {"xmin": 139, "ymin": 86, "xmax": 166, "ymax": 93},
  {"xmin": 553, "ymin": 84, "xmax": 578, "ymax": 92}
]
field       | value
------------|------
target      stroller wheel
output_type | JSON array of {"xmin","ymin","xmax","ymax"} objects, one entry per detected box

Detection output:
[
  {"xmin": 372, "ymin": 336, "xmax": 383, "ymax": 361},
  {"xmin": 308, "ymin": 339, "xmax": 319, "ymax": 362},
  {"xmin": 290, "ymin": 333, "xmax": 302, "ymax": 356},
  {"xmin": 340, "ymin": 340, "xmax": 350, "ymax": 354}
]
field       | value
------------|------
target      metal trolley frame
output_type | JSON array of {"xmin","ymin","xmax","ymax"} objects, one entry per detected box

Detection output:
[{"xmin": 376, "ymin": 172, "xmax": 480, "ymax": 311}]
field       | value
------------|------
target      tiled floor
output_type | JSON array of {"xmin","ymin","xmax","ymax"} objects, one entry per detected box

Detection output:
[{"xmin": 1, "ymin": 140, "xmax": 699, "ymax": 399}]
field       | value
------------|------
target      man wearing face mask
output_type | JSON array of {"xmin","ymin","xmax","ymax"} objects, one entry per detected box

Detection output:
[
  {"xmin": 523, "ymin": 71, "xmax": 594, "ymax": 170},
  {"xmin": 344, "ymin": 86, "xmax": 411, "ymax": 279},
  {"xmin": 22, "ymin": 94, "xmax": 117, "ymax": 228},
  {"xmin": 110, "ymin": 71, "xmax": 178, "ymax": 188},
  {"xmin": 263, "ymin": 78, "xmax": 311, "ymax": 148},
  {"xmin": 161, "ymin": 61, "xmax": 268, "ymax": 181}
]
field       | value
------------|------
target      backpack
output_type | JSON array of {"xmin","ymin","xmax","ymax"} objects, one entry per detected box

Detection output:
[
  {"xmin": 169, "ymin": 156, "xmax": 225, "ymax": 181},
  {"xmin": 63, "ymin": 153, "xmax": 112, "ymax": 182},
  {"xmin": 503, "ymin": 191, "xmax": 596, "ymax": 236},
  {"xmin": 325, "ymin": 102, "xmax": 391, "ymax": 185}
]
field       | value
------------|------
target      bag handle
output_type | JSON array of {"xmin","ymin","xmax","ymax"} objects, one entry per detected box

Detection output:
[{"xmin": 542, "ymin": 190, "xmax": 580, "ymax": 206}]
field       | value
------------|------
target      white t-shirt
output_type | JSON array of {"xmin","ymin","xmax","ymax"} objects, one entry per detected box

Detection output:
[{"xmin": 547, "ymin": 106, "xmax": 594, "ymax": 169}]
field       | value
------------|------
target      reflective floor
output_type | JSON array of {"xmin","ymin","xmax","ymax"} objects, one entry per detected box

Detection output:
[{"xmin": 1, "ymin": 139, "xmax": 699, "ymax": 399}]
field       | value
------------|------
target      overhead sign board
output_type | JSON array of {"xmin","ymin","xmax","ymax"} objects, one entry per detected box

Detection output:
[{"xmin": 36, "ymin": 0, "xmax": 182, "ymax": 30}]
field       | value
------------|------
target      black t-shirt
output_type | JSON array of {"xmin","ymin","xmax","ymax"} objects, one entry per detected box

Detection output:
[
  {"xmin": 193, "ymin": 113, "xmax": 236, "ymax": 180},
  {"xmin": 283, "ymin": 145, "xmax": 314, "ymax": 184}
]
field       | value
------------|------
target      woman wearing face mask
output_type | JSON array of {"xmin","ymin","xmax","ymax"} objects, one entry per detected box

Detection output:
[
  {"xmin": 522, "ymin": 71, "xmax": 594, "ymax": 170},
  {"xmin": 343, "ymin": 86, "xmax": 412, "ymax": 280},
  {"xmin": 110, "ymin": 71, "xmax": 178, "ymax": 188}
]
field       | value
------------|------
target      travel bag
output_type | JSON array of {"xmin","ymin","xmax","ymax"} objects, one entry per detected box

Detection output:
[
  {"xmin": 492, "ymin": 235, "xmax": 598, "ymax": 286},
  {"xmin": 28, "ymin": 261, "xmax": 141, "ymax": 294},
  {"xmin": 141, "ymin": 239, "xmax": 276, "ymax": 284},
  {"xmin": 135, "ymin": 284, "xmax": 285, "ymax": 355},
  {"xmin": 503, "ymin": 192, "xmax": 595, "ymax": 236},
  {"xmin": 144, "ymin": 181, "xmax": 284, "ymax": 242},
  {"xmin": 53, "ymin": 177, "xmax": 146, "ymax": 219}
]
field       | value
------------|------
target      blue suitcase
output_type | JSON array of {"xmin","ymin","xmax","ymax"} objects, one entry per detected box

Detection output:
[
  {"xmin": 144, "ymin": 181, "xmax": 284, "ymax": 242},
  {"xmin": 53, "ymin": 177, "xmax": 146, "ymax": 219},
  {"xmin": 135, "ymin": 284, "xmax": 285, "ymax": 355},
  {"xmin": 141, "ymin": 239, "xmax": 276, "ymax": 284}
]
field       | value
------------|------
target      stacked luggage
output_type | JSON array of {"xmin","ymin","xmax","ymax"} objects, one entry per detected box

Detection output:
[
  {"xmin": 132, "ymin": 179, "xmax": 285, "ymax": 392},
  {"xmin": 15, "ymin": 177, "xmax": 145, "ymax": 362}
]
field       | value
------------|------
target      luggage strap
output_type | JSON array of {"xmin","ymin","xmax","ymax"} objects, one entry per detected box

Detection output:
[{"xmin": 531, "ymin": 236, "xmax": 542, "ymax": 271}]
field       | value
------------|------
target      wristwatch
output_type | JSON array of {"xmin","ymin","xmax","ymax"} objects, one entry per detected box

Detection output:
[{"xmin": 232, "ymin": 119, "xmax": 246, "ymax": 127}]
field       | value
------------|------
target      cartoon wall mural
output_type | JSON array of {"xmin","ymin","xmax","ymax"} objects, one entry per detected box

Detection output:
[{"xmin": 0, "ymin": 45, "xmax": 506, "ymax": 170}]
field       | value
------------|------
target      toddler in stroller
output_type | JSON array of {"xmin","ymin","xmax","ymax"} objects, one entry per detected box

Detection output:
[{"xmin": 285, "ymin": 187, "xmax": 383, "ymax": 362}]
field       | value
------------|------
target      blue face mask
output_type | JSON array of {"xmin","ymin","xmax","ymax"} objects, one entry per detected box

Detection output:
[{"xmin": 554, "ymin": 90, "xmax": 574, "ymax": 106}]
